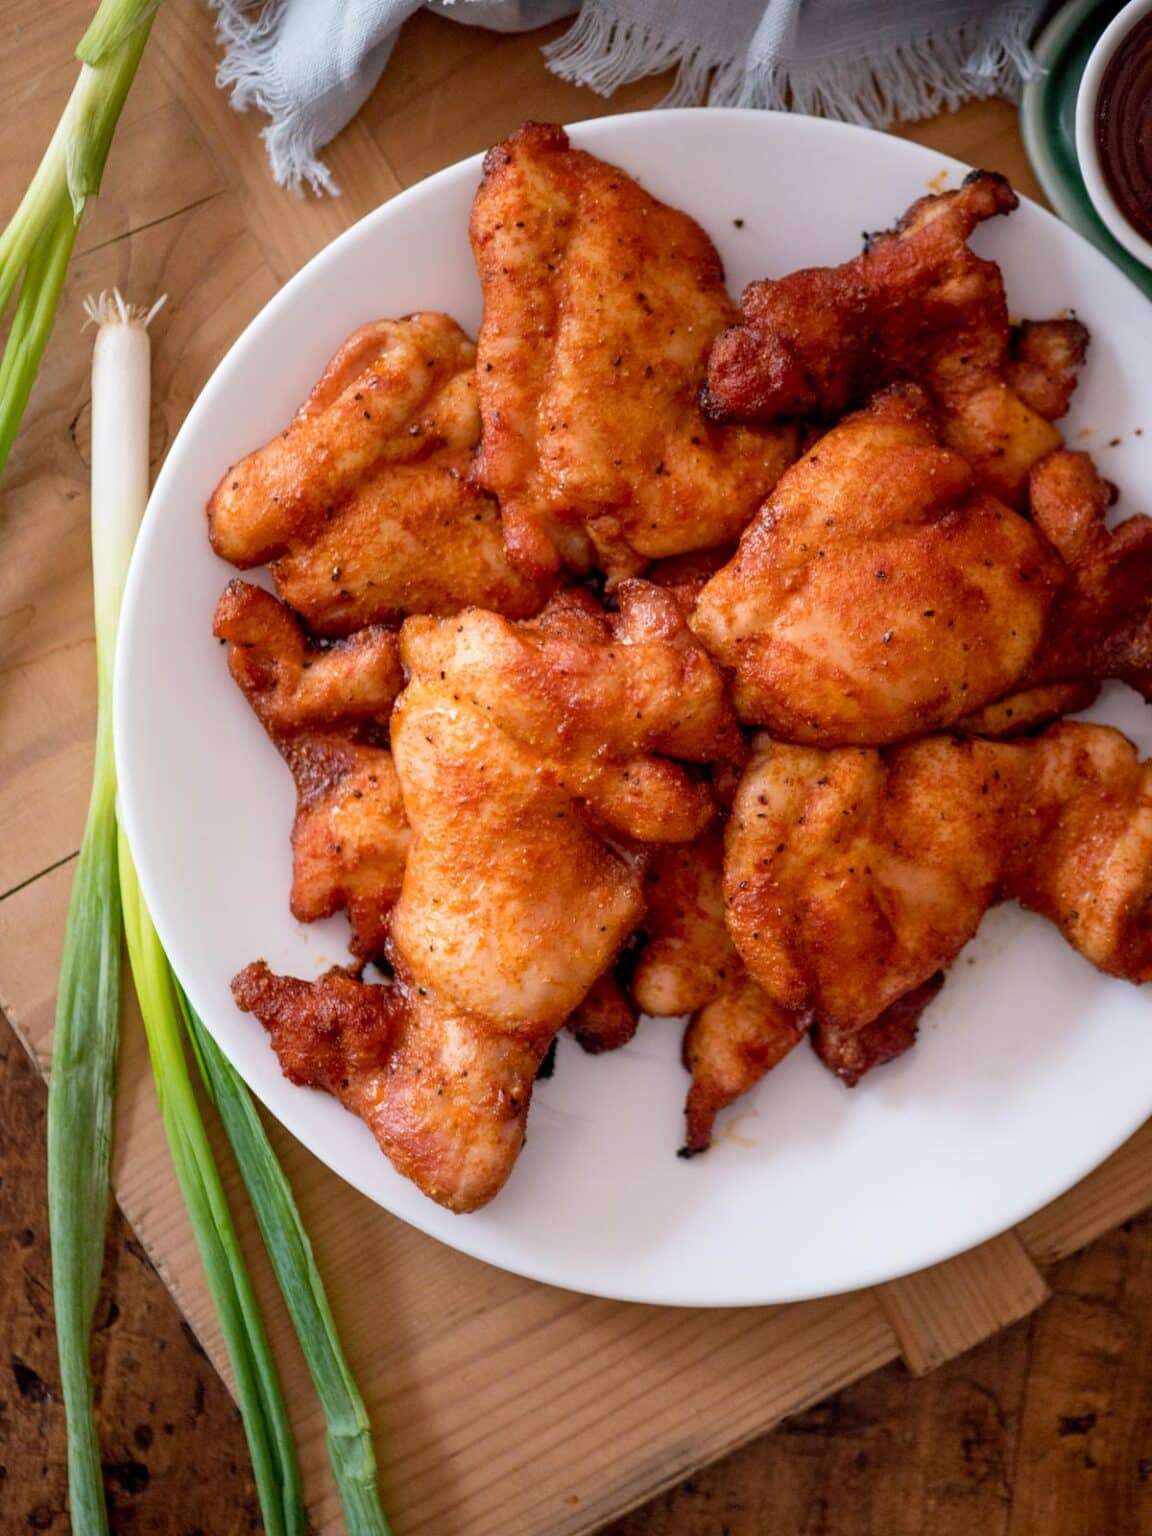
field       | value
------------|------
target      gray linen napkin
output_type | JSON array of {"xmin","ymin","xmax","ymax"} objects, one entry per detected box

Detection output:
[{"xmin": 212, "ymin": 0, "xmax": 1046, "ymax": 193}]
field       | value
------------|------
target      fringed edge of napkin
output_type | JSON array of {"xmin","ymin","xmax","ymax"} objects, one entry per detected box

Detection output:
[
  {"xmin": 210, "ymin": 0, "xmax": 341, "ymax": 196},
  {"xmin": 544, "ymin": 0, "xmax": 1041, "ymax": 126}
]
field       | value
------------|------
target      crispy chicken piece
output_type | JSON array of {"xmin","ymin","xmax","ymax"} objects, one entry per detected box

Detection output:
[
  {"xmin": 214, "ymin": 581, "xmax": 409, "ymax": 960},
  {"xmin": 632, "ymin": 831, "xmax": 738, "ymax": 1020},
  {"xmin": 727, "ymin": 725, "xmax": 1152, "ymax": 1039},
  {"xmin": 633, "ymin": 829, "xmax": 942, "ymax": 1148},
  {"xmin": 565, "ymin": 968, "xmax": 639, "ymax": 1054},
  {"xmin": 1028, "ymin": 450, "xmax": 1152, "ymax": 701},
  {"xmin": 955, "ymin": 682, "xmax": 1101, "ymax": 739},
  {"xmin": 691, "ymin": 385, "xmax": 1064, "ymax": 744},
  {"xmin": 214, "ymin": 579, "xmax": 403, "ymax": 734},
  {"xmin": 391, "ymin": 585, "xmax": 736, "ymax": 1022},
  {"xmin": 630, "ymin": 829, "xmax": 808, "ymax": 1153},
  {"xmin": 1006, "ymin": 319, "xmax": 1090, "ymax": 422},
  {"xmin": 232, "ymin": 583, "xmax": 737, "ymax": 1211},
  {"xmin": 1007, "ymin": 724, "xmax": 1152, "ymax": 979},
  {"xmin": 956, "ymin": 452, "xmax": 1152, "ymax": 735},
  {"xmin": 469, "ymin": 122, "xmax": 795, "ymax": 581},
  {"xmin": 232, "ymin": 963, "xmax": 546, "ymax": 1210},
  {"xmin": 704, "ymin": 172, "xmax": 1088, "ymax": 506},
  {"xmin": 280, "ymin": 735, "xmax": 410, "ymax": 961},
  {"xmin": 680, "ymin": 973, "xmax": 805, "ymax": 1153},
  {"xmin": 207, "ymin": 314, "xmax": 549, "ymax": 634},
  {"xmin": 810, "ymin": 973, "xmax": 944, "ymax": 1087}
]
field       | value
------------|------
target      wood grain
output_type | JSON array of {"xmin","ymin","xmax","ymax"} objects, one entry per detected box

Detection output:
[
  {"xmin": 0, "ymin": 1008, "xmax": 261, "ymax": 1535},
  {"xmin": 2, "ymin": 2, "xmax": 1151, "ymax": 1533},
  {"xmin": 1, "ymin": 855, "xmax": 905, "ymax": 1536},
  {"xmin": 879, "ymin": 1234, "xmax": 1051, "ymax": 1377},
  {"xmin": 7, "ymin": 1028, "xmax": 1152, "ymax": 1534}
]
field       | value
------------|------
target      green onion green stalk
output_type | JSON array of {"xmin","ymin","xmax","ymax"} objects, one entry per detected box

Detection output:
[
  {"xmin": 47, "ymin": 290, "xmax": 158, "ymax": 1536},
  {"xmin": 16, "ymin": 8, "xmax": 392, "ymax": 1524},
  {"xmin": 49, "ymin": 282, "xmax": 391, "ymax": 1535},
  {"xmin": 0, "ymin": 0, "xmax": 161, "ymax": 480},
  {"xmin": 118, "ymin": 839, "xmax": 307, "ymax": 1536},
  {"xmin": 183, "ymin": 997, "xmax": 393, "ymax": 1535}
]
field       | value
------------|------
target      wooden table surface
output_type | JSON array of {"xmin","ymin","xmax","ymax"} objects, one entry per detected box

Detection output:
[{"xmin": 3, "ymin": 4, "xmax": 1152, "ymax": 1532}]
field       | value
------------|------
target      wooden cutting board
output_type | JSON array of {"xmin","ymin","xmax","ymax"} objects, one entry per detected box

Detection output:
[{"xmin": 4, "ymin": 4, "xmax": 1152, "ymax": 1532}]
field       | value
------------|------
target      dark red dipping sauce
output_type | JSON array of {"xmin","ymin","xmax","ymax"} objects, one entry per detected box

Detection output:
[{"xmin": 1096, "ymin": 10, "xmax": 1152, "ymax": 243}]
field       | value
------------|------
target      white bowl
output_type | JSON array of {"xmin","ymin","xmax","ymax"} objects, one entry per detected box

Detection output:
[{"xmin": 1075, "ymin": 0, "xmax": 1152, "ymax": 269}]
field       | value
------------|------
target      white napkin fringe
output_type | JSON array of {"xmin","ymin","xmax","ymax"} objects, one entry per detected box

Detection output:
[
  {"xmin": 544, "ymin": 0, "xmax": 1040, "ymax": 127},
  {"xmin": 211, "ymin": 0, "xmax": 341, "ymax": 195}
]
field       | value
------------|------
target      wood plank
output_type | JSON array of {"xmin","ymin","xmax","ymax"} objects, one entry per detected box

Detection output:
[
  {"xmin": 612, "ymin": 1310, "xmax": 1035, "ymax": 1536},
  {"xmin": 877, "ymin": 1234, "xmax": 1051, "ymax": 1377},
  {"xmin": 0, "ymin": 1013, "xmax": 262, "ymax": 1535},
  {"xmin": 4, "ymin": 1, "xmax": 1152, "ymax": 1532},
  {"xmin": 0, "ymin": 860, "xmax": 902, "ymax": 1536},
  {"xmin": 0, "ymin": 193, "xmax": 274, "ymax": 896},
  {"xmin": 1006, "ymin": 1221, "xmax": 1152, "ymax": 1536},
  {"xmin": 150, "ymin": 0, "xmax": 406, "ymax": 280},
  {"xmin": 367, "ymin": 13, "xmax": 669, "ymax": 188},
  {"xmin": 1019, "ymin": 1121, "xmax": 1152, "ymax": 1264}
]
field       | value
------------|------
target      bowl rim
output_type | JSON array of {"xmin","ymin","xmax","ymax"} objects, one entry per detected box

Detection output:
[{"xmin": 1074, "ymin": 0, "xmax": 1152, "ymax": 269}]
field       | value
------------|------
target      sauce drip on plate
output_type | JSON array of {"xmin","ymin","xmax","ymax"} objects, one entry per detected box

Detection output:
[{"xmin": 1096, "ymin": 11, "xmax": 1152, "ymax": 244}]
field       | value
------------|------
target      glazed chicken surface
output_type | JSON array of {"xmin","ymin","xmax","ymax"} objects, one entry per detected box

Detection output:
[
  {"xmin": 207, "ymin": 314, "xmax": 549, "ymax": 634},
  {"xmin": 469, "ymin": 122, "xmax": 796, "ymax": 580},
  {"xmin": 237, "ymin": 583, "xmax": 738, "ymax": 1211},
  {"xmin": 703, "ymin": 171, "xmax": 1088, "ymax": 507},
  {"xmin": 632, "ymin": 828, "xmax": 954, "ymax": 1149},
  {"xmin": 214, "ymin": 580, "xmax": 410, "ymax": 960},
  {"xmin": 692, "ymin": 389, "xmax": 1152, "ymax": 745},
  {"xmin": 213, "ymin": 130, "xmax": 1152, "ymax": 1211},
  {"xmin": 726, "ymin": 724, "xmax": 1152, "ymax": 1041},
  {"xmin": 630, "ymin": 828, "xmax": 808, "ymax": 1154},
  {"xmin": 691, "ymin": 384, "xmax": 1064, "ymax": 744}
]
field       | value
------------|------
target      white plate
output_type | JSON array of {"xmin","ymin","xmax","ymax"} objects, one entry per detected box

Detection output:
[{"xmin": 116, "ymin": 109, "xmax": 1152, "ymax": 1308}]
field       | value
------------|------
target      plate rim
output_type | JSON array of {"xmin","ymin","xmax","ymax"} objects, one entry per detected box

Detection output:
[{"xmin": 115, "ymin": 105, "xmax": 1152, "ymax": 1308}]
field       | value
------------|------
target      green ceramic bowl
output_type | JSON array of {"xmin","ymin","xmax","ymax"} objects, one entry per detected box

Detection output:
[{"xmin": 1021, "ymin": 0, "xmax": 1152, "ymax": 295}]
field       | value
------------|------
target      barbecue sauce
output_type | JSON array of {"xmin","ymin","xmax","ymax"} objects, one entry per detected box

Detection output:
[{"xmin": 1096, "ymin": 11, "xmax": 1152, "ymax": 244}]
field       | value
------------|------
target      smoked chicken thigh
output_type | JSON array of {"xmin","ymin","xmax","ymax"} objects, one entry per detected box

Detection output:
[
  {"xmin": 691, "ymin": 384, "xmax": 1063, "ymax": 744},
  {"xmin": 235, "ymin": 583, "xmax": 738, "ymax": 1213},
  {"xmin": 469, "ymin": 123, "xmax": 795, "ymax": 581},
  {"xmin": 691, "ymin": 388, "xmax": 1152, "ymax": 746},
  {"xmin": 207, "ymin": 314, "xmax": 549, "ymax": 633},
  {"xmin": 726, "ymin": 724, "xmax": 1152, "ymax": 1041},
  {"xmin": 389, "ymin": 584, "xmax": 737, "ymax": 1024},
  {"xmin": 703, "ymin": 171, "xmax": 1088, "ymax": 507}
]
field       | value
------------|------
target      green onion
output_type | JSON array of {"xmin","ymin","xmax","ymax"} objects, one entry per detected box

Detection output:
[
  {"xmin": 47, "ymin": 290, "xmax": 157, "ymax": 1536},
  {"xmin": 182, "ymin": 996, "xmax": 393, "ymax": 1535},
  {"xmin": 59, "ymin": 290, "xmax": 307, "ymax": 1533},
  {"xmin": 0, "ymin": 0, "xmax": 160, "ymax": 479},
  {"xmin": 50, "ymin": 286, "xmax": 391, "ymax": 1532},
  {"xmin": 118, "ymin": 840, "xmax": 307, "ymax": 1536}
]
